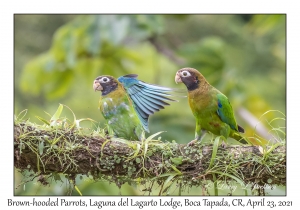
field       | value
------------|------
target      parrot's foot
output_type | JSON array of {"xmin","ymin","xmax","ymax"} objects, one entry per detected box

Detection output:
[
  {"xmin": 187, "ymin": 139, "xmax": 198, "ymax": 146},
  {"xmin": 104, "ymin": 129, "xmax": 111, "ymax": 139},
  {"xmin": 221, "ymin": 141, "xmax": 227, "ymax": 149}
]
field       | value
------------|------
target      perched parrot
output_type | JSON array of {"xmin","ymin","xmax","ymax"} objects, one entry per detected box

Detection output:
[
  {"xmin": 93, "ymin": 74, "xmax": 177, "ymax": 140},
  {"xmin": 175, "ymin": 67, "xmax": 251, "ymax": 145}
]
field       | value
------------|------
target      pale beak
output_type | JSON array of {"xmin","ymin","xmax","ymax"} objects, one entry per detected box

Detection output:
[
  {"xmin": 93, "ymin": 80, "xmax": 103, "ymax": 91},
  {"xmin": 175, "ymin": 72, "xmax": 182, "ymax": 84}
]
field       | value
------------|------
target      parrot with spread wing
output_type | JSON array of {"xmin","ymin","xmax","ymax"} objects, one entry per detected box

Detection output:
[
  {"xmin": 175, "ymin": 67, "xmax": 252, "ymax": 145},
  {"xmin": 93, "ymin": 74, "xmax": 177, "ymax": 140}
]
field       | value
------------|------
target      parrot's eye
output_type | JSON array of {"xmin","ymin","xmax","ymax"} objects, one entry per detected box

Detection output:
[
  {"xmin": 100, "ymin": 77, "xmax": 110, "ymax": 83},
  {"xmin": 181, "ymin": 71, "xmax": 191, "ymax": 77}
]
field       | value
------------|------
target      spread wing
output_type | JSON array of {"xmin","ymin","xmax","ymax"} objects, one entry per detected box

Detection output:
[{"xmin": 118, "ymin": 74, "xmax": 177, "ymax": 132}]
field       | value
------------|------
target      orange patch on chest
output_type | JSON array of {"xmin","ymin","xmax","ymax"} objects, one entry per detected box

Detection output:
[{"xmin": 209, "ymin": 122, "xmax": 220, "ymax": 127}]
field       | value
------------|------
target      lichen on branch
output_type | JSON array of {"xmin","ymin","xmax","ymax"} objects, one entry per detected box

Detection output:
[{"xmin": 14, "ymin": 120, "xmax": 286, "ymax": 195}]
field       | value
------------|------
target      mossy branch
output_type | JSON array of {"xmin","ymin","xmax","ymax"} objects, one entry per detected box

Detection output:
[{"xmin": 14, "ymin": 121, "xmax": 286, "ymax": 194}]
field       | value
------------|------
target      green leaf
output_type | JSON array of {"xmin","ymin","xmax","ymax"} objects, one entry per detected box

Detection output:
[
  {"xmin": 43, "ymin": 111, "xmax": 52, "ymax": 118},
  {"xmin": 50, "ymin": 104, "xmax": 63, "ymax": 126},
  {"xmin": 51, "ymin": 135, "xmax": 63, "ymax": 146},
  {"xmin": 35, "ymin": 116, "xmax": 50, "ymax": 125},
  {"xmin": 170, "ymin": 157, "xmax": 183, "ymax": 165},
  {"xmin": 126, "ymin": 142, "xmax": 141, "ymax": 162},
  {"xmin": 211, "ymin": 171, "xmax": 245, "ymax": 187},
  {"xmin": 162, "ymin": 174, "xmax": 176, "ymax": 194},
  {"xmin": 151, "ymin": 172, "xmax": 177, "ymax": 180},
  {"xmin": 16, "ymin": 109, "xmax": 28, "ymax": 121},
  {"xmin": 144, "ymin": 131, "xmax": 165, "ymax": 158},
  {"xmin": 75, "ymin": 118, "xmax": 97, "ymax": 129},
  {"xmin": 101, "ymin": 139, "xmax": 111, "ymax": 158},
  {"xmin": 264, "ymin": 142, "xmax": 282, "ymax": 159},
  {"xmin": 170, "ymin": 165, "xmax": 182, "ymax": 175},
  {"xmin": 75, "ymin": 185, "xmax": 82, "ymax": 196},
  {"xmin": 135, "ymin": 157, "xmax": 141, "ymax": 163},
  {"xmin": 145, "ymin": 131, "xmax": 165, "ymax": 142},
  {"xmin": 62, "ymin": 104, "xmax": 77, "ymax": 128},
  {"xmin": 38, "ymin": 140, "xmax": 44, "ymax": 155},
  {"xmin": 209, "ymin": 136, "xmax": 222, "ymax": 169},
  {"xmin": 213, "ymin": 173, "xmax": 218, "ymax": 196}
]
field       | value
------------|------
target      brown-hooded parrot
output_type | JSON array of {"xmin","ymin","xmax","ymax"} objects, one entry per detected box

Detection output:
[
  {"xmin": 93, "ymin": 74, "xmax": 177, "ymax": 140},
  {"xmin": 175, "ymin": 67, "xmax": 251, "ymax": 145}
]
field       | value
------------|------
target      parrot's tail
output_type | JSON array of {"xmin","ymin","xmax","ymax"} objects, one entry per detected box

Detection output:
[
  {"xmin": 231, "ymin": 132, "xmax": 271, "ymax": 146},
  {"xmin": 231, "ymin": 132, "xmax": 253, "ymax": 145}
]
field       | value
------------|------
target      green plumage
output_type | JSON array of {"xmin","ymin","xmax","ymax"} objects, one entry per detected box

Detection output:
[
  {"xmin": 175, "ymin": 67, "xmax": 249, "ymax": 144},
  {"xmin": 216, "ymin": 93, "xmax": 239, "ymax": 131},
  {"xmin": 99, "ymin": 86, "xmax": 144, "ymax": 140},
  {"xmin": 94, "ymin": 74, "xmax": 176, "ymax": 141}
]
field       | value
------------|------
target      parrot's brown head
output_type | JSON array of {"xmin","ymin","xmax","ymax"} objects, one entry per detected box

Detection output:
[
  {"xmin": 93, "ymin": 75, "xmax": 119, "ymax": 96},
  {"xmin": 175, "ymin": 67, "xmax": 208, "ymax": 91}
]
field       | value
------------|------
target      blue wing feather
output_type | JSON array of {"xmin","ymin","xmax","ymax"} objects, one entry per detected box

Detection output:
[
  {"xmin": 216, "ymin": 94, "xmax": 238, "ymax": 131},
  {"xmin": 136, "ymin": 92, "xmax": 163, "ymax": 111},
  {"xmin": 129, "ymin": 93, "xmax": 153, "ymax": 115},
  {"xmin": 118, "ymin": 74, "xmax": 177, "ymax": 131},
  {"xmin": 131, "ymin": 86, "xmax": 173, "ymax": 105}
]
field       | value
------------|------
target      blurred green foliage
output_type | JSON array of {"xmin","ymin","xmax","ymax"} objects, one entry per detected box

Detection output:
[{"xmin": 14, "ymin": 14, "xmax": 286, "ymax": 195}]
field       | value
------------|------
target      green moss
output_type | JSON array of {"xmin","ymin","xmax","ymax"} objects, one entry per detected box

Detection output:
[{"xmin": 14, "ymin": 113, "xmax": 286, "ymax": 196}]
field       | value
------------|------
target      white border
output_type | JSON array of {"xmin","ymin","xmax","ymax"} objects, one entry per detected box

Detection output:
[{"xmin": 1, "ymin": 0, "xmax": 298, "ymax": 209}]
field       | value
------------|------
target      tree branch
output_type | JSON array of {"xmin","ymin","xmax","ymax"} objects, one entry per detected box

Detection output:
[
  {"xmin": 14, "ymin": 121, "xmax": 286, "ymax": 193},
  {"xmin": 148, "ymin": 36, "xmax": 185, "ymax": 65}
]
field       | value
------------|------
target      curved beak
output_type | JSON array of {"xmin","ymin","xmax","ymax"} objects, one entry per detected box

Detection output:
[
  {"xmin": 175, "ymin": 72, "xmax": 182, "ymax": 84},
  {"xmin": 93, "ymin": 80, "xmax": 103, "ymax": 92}
]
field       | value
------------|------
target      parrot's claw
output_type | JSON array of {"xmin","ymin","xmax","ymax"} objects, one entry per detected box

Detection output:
[
  {"xmin": 187, "ymin": 139, "xmax": 198, "ymax": 146},
  {"xmin": 221, "ymin": 141, "xmax": 227, "ymax": 149}
]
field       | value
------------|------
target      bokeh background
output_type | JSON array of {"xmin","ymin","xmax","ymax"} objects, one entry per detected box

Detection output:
[{"xmin": 14, "ymin": 14, "xmax": 286, "ymax": 195}]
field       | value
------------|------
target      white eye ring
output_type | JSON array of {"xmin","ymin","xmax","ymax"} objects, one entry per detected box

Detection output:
[
  {"xmin": 181, "ymin": 70, "xmax": 191, "ymax": 77},
  {"xmin": 100, "ymin": 77, "xmax": 110, "ymax": 83}
]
